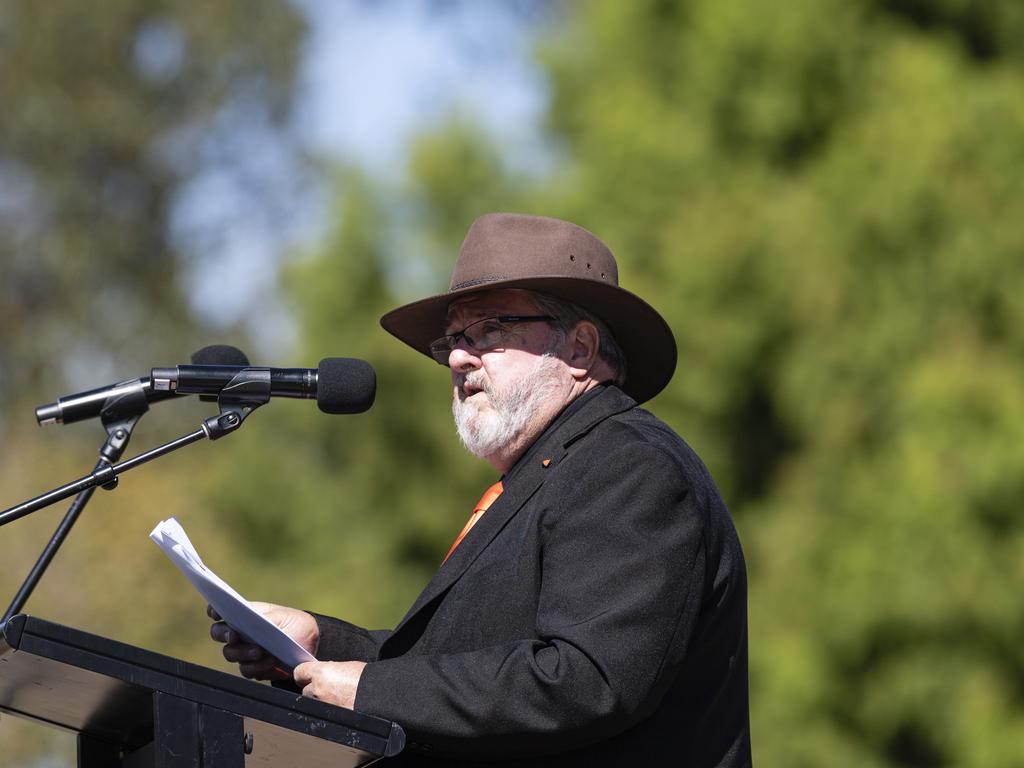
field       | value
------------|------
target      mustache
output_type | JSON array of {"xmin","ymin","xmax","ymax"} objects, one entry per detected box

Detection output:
[{"xmin": 456, "ymin": 369, "xmax": 494, "ymax": 401}]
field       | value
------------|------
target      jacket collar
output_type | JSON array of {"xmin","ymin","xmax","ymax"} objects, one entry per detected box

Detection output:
[{"xmin": 385, "ymin": 386, "xmax": 637, "ymax": 641}]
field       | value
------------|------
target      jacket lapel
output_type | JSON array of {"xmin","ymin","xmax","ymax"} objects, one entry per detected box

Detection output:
[{"xmin": 385, "ymin": 386, "xmax": 637, "ymax": 641}]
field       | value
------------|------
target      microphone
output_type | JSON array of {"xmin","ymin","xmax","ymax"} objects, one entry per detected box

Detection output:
[
  {"xmin": 35, "ymin": 345, "xmax": 251, "ymax": 426},
  {"xmin": 150, "ymin": 358, "xmax": 376, "ymax": 415}
]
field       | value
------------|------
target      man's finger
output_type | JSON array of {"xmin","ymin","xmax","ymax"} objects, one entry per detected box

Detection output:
[
  {"xmin": 293, "ymin": 661, "xmax": 314, "ymax": 687},
  {"xmin": 301, "ymin": 684, "xmax": 320, "ymax": 699},
  {"xmin": 206, "ymin": 604, "xmax": 222, "ymax": 621},
  {"xmin": 209, "ymin": 622, "xmax": 240, "ymax": 644},
  {"xmin": 211, "ymin": 623, "xmax": 242, "ymax": 645}
]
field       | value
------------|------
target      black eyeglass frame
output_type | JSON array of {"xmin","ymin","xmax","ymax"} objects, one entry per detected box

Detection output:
[{"xmin": 428, "ymin": 315, "xmax": 556, "ymax": 365}]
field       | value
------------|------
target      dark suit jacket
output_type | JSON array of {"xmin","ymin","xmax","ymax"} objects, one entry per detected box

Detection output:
[{"xmin": 314, "ymin": 386, "xmax": 751, "ymax": 766}]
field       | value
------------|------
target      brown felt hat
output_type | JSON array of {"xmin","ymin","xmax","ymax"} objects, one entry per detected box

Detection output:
[{"xmin": 380, "ymin": 213, "xmax": 677, "ymax": 403}]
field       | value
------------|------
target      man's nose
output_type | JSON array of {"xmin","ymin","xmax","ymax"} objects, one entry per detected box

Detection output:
[{"xmin": 448, "ymin": 345, "xmax": 481, "ymax": 373}]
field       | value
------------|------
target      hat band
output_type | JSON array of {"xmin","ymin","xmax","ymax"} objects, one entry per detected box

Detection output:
[{"xmin": 450, "ymin": 275, "xmax": 512, "ymax": 291}]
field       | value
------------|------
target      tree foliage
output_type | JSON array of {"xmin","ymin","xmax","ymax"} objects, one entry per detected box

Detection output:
[
  {"xmin": 0, "ymin": 0, "xmax": 304, "ymax": 423},
  {"xmin": 4, "ymin": 1, "xmax": 1023, "ymax": 766},
  {"xmin": 535, "ymin": 1, "xmax": 1024, "ymax": 765},
  {"xmin": 0, "ymin": 2, "xmax": 304, "ymax": 763}
]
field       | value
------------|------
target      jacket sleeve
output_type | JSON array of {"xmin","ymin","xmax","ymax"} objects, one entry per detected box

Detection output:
[
  {"xmin": 353, "ymin": 441, "xmax": 710, "ymax": 758},
  {"xmin": 311, "ymin": 612, "xmax": 391, "ymax": 663}
]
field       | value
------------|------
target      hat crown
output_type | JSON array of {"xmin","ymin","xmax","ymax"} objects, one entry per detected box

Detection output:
[{"xmin": 450, "ymin": 213, "xmax": 619, "ymax": 292}]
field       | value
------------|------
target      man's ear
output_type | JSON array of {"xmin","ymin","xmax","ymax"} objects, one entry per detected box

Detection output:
[{"xmin": 565, "ymin": 321, "xmax": 601, "ymax": 379}]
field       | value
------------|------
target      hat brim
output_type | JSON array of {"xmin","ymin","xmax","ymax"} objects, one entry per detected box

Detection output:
[{"xmin": 380, "ymin": 276, "xmax": 676, "ymax": 404}]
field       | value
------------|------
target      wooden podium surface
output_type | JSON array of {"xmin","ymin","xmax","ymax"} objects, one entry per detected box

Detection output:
[{"xmin": 0, "ymin": 615, "xmax": 404, "ymax": 766}]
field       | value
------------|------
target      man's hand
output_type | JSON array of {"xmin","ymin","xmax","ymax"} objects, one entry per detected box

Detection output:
[
  {"xmin": 208, "ymin": 602, "xmax": 320, "ymax": 681},
  {"xmin": 293, "ymin": 661, "xmax": 367, "ymax": 709}
]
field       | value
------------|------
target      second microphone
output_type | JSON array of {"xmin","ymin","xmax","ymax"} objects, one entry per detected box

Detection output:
[{"xmin": 150, "ymin": 358, "xmax": 376, "ymax": 414}]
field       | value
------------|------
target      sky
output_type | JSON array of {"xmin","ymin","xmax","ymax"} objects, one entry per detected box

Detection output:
[
  {"xmin": 295, "ymin": 0, "xmax": 549, "ymax": 173},
  {"xmin": 180, "ymin": 1, "xmax": 551, "ymax": 348}
]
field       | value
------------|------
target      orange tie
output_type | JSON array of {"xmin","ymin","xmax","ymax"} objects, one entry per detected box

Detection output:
[{"xmin": 442, "ymin": 481, "xmax": 503, "ymax": 564}]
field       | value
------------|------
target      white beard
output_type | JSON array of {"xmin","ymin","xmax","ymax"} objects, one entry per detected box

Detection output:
[{"xmin": 452, "ymin": 354, "xmax": 566, "ymax": 460}]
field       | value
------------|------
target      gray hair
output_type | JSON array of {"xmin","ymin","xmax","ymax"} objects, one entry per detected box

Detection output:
[{"xmin": 528, "ymin": 292, "xmax": 627, "ymax": 387}]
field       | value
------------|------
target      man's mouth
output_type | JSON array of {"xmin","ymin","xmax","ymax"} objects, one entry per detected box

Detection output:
[{"xmin": 457, "ymin": 376, "xmax": 490, "ymax": 403}]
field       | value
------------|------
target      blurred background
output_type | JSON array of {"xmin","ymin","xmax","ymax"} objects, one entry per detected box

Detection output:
[{"xmin": 2, "ymin": 0, "xmax": 1023, "ymax": 765}]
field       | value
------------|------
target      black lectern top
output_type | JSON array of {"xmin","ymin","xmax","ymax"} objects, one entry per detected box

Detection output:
[{"xmin": 0, "ymin": 614, "xmax": 404, "ymax": 766}]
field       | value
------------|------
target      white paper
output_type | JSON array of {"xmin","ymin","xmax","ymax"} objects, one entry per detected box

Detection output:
[{"xmin": 150, "ymin": 517, "xmax": 316, "ymax": 671}]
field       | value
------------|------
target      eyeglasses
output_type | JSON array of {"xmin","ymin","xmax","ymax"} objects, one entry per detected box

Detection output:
[{"xmin": 429, "ymin": 315, "xmax": 556, "ymax": 365}]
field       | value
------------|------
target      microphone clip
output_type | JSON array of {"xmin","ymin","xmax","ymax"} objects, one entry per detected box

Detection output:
[{"xmin": 201, "ymin": 368, "xmax": 271, "ymax": 440}]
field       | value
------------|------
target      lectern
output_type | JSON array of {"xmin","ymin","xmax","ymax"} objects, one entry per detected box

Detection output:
[{"xmin": 0, "ymin": 615, "xmax": 405, "ymax": 766}]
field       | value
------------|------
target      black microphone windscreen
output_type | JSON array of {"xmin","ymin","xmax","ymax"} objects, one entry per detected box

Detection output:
[
  {"xmin": 190, "ymin": 345, "xmax": 250, "ymax": 367},
  {"xmin": 316, "ymin": 358, "xmax": 376, "ymax": 414}
]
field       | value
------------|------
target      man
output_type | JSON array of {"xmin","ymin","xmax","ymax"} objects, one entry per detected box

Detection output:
[{"xmin": 211, "ymin": 213, "xmax": 752, "ymax": 766}]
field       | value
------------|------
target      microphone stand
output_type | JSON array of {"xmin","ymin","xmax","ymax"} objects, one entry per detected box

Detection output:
[{"xmin": 1, "ymin": 370, "xmax": 271, "ymax": 625}]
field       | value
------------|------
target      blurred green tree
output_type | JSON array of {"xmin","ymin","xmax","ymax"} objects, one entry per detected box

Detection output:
[
  {"xmin": 0, "ymin": 2, "xmax": 305, "ymax": 764},
  {"xmin": 536, "ymin": 1, "xmax": 1024, "ymax": 765},
  {"xmin": 0, "ymin": 0, "xmax": 305, "ymax": 425}
]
